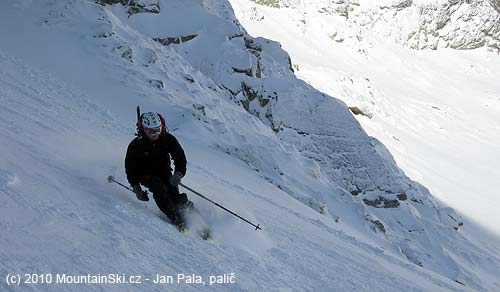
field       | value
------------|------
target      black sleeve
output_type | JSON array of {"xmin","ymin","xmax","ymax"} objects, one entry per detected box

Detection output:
[
  {"xmin": 125, "ymin": 139, "xmax": 141, "ymax": 186},
  {"xmin": 169, "ymin": 134, "xmax": 187, "ymax": 176}
]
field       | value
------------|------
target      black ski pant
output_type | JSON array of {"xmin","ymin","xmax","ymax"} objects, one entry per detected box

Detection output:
[{"xmin": 140, "ymin": 174, "xmax": 187, "ymax": 219}]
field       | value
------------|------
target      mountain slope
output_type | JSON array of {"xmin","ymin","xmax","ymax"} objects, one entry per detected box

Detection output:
[
  {"xmin": 0, "ymin": 47, "xmax": 473, "ymax": 292},
  {"xmin": 1, "ymin": 0, "xmax": 500, "ymax": 291},
  {"xmin": 228, "ymin": 0, "xmax": 500, "ymax": 239}
]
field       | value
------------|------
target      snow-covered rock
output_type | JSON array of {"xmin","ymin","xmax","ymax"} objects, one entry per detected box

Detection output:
[
  {"xmin": 378, "ymin": 0, "xmax": 500, "ymax": 52},
  {"xmin": 248, "ymin": 0, "xmax": 500, "ymax": 52}
]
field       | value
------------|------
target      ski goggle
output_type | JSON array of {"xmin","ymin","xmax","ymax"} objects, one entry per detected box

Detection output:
[{"xmin": 144, "ymin": 127, "xmax": 161, "ymax": 135}]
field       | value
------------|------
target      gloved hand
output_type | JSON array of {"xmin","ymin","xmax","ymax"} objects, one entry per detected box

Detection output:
[
  {"xmin": 132, "ymin": 184, "xmax": 149, "ymax": 201},
  {"xmin": 169, "ymin": 171, "xmax": 184, "ymax": 187}
]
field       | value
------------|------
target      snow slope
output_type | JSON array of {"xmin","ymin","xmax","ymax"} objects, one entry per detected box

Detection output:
[
  {"xmin": 1, "ymin": 0, "xmax": 500, "ymax": 291},
  {"xmin": 0, "ymin": 42, "xmax": 468, "ymax": 292}
]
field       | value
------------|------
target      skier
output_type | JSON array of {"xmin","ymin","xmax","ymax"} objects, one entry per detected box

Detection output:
[{"xmin": 125, "ymin": 111, "xmax": 190, "ymax": 227}]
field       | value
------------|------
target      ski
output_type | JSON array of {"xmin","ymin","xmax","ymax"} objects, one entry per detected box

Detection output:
[
  {"xmin": 177, "ymin": 223, "xmax": 189, "ymax": 233},
  {"xmin": 190, "ymin": 207, "xmax": 213, "ymax": 240},
  {"xmin": 201, "ymin": 229, "xmax": 212, "ymax": 241},
  {"xmin": 176, "ymin": 200, "xmax": 213, "ymax": 240},
  {"xmin": 176, "ymin": 224, "xmax": 212, "ymax": 240}
]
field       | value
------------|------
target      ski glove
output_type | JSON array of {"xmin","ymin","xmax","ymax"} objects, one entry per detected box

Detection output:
[
  {"xmin": 132, "ymin": 184, "xmax": 149, "ymax": 202},
  {"xmin": 169, "ymin": 171, "xmax": 183, "ymax": 187}
]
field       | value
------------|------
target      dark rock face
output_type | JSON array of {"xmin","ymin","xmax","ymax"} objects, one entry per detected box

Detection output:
[
  {"xmin": 363, "ymin": 196, "xmax": 400, "ymax": 208},
  {"xmin": 244, "ymin": 37, "xmax": 263, "ymax": 56},
  {"xmin": 128, "ymin": 1, "xmax": 160, "ymax": 15},
  {"xmin": 369, "ymin": 219, "xmax": 386, "ymax": 233},
  {"xmin": 396, "ymin": 193, "xmax": 407, "ymax": 201},
  {"xmin": 233, "ymin": 67, "xmax": 253, "ymax": 77},
  {"xmin": 394, "ymin": 0, "xmax": 413, "ymax": 11},
  {"xmin": 96, "ymin": 0, "xmax": 160, "ymax": 16},
  {"xmin": 153, "ymin": 35, "xmax": 198, "ymax": 46},
  {"xmin": 149, "ymin": 79, "xmax": 164, "ymax": 90},
  {"xmin": 96, "ymin": 0, "xmax": 127, "ymax": 4}
]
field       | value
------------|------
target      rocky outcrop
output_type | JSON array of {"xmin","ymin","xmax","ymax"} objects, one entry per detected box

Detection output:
[
  {"xmin": 96, "ymin": 0, "xmax": 160, "ymax": 16},
  {"xmin": 96, "ymin": 0, "xmax": 127, "ymax": 4},
  {"xmin": 153, "ymin": 35, "xmax": 198, "ymax": 46},
  {"xmin": 128, "ymin": 1, "xmax": 159, "ymax": 15},
  {"xmin": 244, "ymin": 37, "xmax": 263, "ymax": 56},
  {"xmin": 303, "ymin": 0, "xmax": 500, "ymax": 52},
  {"xmin": 251, "ymin": 0, "xmax": 282, "ymax": 8},
  {"xmin": 391, "ymin": 0, "xmax": 500, "ymax": 52},
  {"xmin": 233, "ymin": 67, "xmax": 254, "ymax": 77},
  {"xmin": 148, "ymin": 79, "xmax": 164, "ymax": 90},
  {"xmin": 348, "ymin": 106, "xmax": 372, "ymax": 118},
  {"xmin": 363, "ymin": 196, "xmax": 400, "ymax": 208},
  {"xmin": 391, "ymin": 1, "xmax": 498, "ymax": 52},
  {"xmin": 366, "ymin": 216, "xmax": 386, "ymax": 233},
  {"xmin": 489, "ymin": 0, "xmax": 500, "ymax": 13}
]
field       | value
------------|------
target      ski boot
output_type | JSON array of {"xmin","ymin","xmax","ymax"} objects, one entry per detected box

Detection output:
[{"xmin": 170, "ymin": 213, "xmax": 188, "ymax": 233}]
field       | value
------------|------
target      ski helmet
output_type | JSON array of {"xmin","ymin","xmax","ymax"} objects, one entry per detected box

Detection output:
[{"xmin": 141, "ymin": 112, "xmax": 162, "ymax": 135}]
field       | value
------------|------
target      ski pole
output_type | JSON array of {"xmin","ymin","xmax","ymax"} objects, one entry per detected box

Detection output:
[
  {"xmin": 108, "ymin": 176, "xmax": 148, "ymax": 196},
  {"xmin": 179, "ymin": 182, "xmax": 262, "ymax": 231}
]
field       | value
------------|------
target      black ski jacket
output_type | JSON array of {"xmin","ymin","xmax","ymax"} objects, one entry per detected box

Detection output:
[{"xmin": 125, "ymin": 132, "xmax": 187, "ymax": 186}]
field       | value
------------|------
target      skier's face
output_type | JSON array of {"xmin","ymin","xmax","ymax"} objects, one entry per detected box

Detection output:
[{"xmin": 145, "ymin": 127, "xmax": 161, "ymax": 141}]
